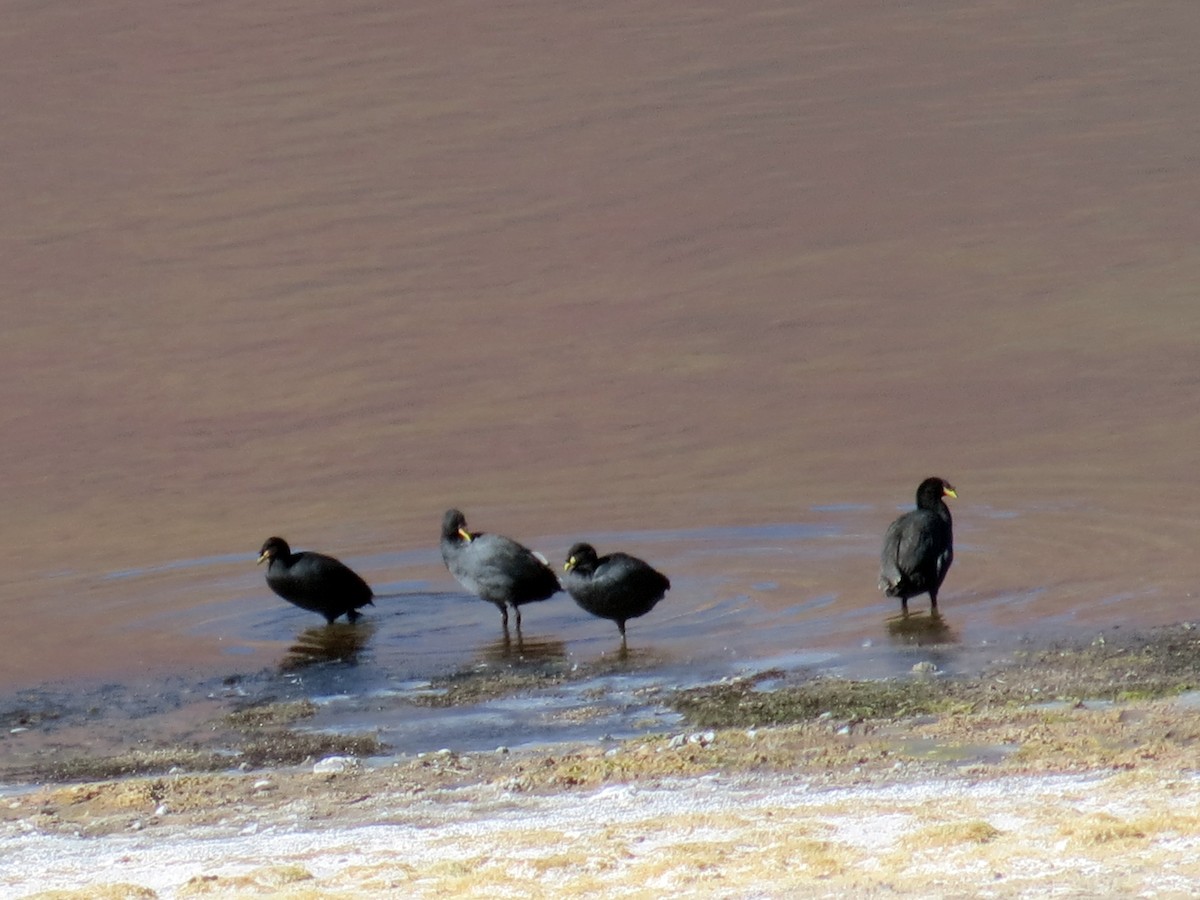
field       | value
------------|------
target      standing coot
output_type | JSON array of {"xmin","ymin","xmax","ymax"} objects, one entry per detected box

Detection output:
[
  {"xmin": 878, "ymin": 477, "xmax": 956, "ymax": 613},
  {"xmin": 562, "ymin": 542, "xmax": 670, "ymax": 647},
  {"xmin": 439, "ymin": 509, "xmax": 561, "ymax": 632},
  {"xmin": 257, "ymin": 536, "xmax": 374, "ymax": 624}
]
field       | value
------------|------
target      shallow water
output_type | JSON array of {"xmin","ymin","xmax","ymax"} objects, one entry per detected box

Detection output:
[
  {"xmin": 3, "ymin": 0, "xmax": 1200, "ymax": 770},
  {"xmin": 4, "ymin": 502, "xmax": 1196, "ymax": 766}
]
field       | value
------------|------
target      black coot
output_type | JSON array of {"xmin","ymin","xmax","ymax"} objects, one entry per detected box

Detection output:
[
  {"xmin": 439, "ymin": 509, "xmax": 561, "ymax": 632},
  {"xmin": 562, "ymin": 542, "xmax": 670, "ymax": 646},
  {"xmin": 257, "ymin": 536, "xmax": 374, "ymax": 624},
  {"xmin": 878, "ymin": 477, "xmax": 956, "ymax": 613}
]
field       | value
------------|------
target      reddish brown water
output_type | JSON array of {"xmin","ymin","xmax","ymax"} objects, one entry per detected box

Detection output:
[{"xmin": 2, "ymin": 1, "xmax": 1200, "ymax": 758}]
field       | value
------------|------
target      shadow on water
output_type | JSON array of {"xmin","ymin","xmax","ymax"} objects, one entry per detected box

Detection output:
[{"xmin": 281, "ymin": 622, "xmax": 377, "ymax": 672}]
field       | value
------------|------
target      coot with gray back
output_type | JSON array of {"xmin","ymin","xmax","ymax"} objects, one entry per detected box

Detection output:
[{"xmin": 440, "ymin": 509, "xmax": 561, "ymax": 632}]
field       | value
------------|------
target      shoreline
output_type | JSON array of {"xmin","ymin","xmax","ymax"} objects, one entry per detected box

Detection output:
[{"xmin": 5, "ymin": 624, "xmax": 1200, "ymax": 896}]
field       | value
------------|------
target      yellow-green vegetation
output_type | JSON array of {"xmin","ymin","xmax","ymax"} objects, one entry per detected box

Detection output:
[
  {"xmin": 177, "ymin": 865, "xmax": 314, "ymax": 896},
  {"xmin": 23, "ymin": 888, "xmax": 158, "ymax": 900},
  {"xmin": 1060, "ymin": 812, "xmax": 1149, "ymax": 846},
  {"xmin": 910, "ymin": 819, "xmax": 1003, "ymax": 847}
]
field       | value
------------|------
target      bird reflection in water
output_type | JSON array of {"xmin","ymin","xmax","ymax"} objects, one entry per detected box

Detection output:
[
  {"xmin": 281, "ymin": 621, "xmax": 375, "ymax": 671},
  {"xmin": 593, "ymin": 642, "xmax": 670, "ymax": 669},
  {"xmin": 478, "ymin": 632, "xmax": 566, "ymax": 666},
  {"xmin": 886, "ymin": 610, "xmax": 957, "ymax": 647}
]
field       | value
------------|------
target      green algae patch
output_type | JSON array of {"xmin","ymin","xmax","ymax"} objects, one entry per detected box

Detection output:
[
  {"xmin": 409, "ymin": 667, "xmax": 571, "ymax": 708},
  {"xmin": 997, "ymin": 633, "xmax": 1200, "ymax": 704},
  {"xmin": 224, "ymin": 699, "xmax": 318, "ymax": 729},
  {"xmin": 672, "ymin": 674, "xmax": 959, "ymax": 728},
  {"xmin": 671, "ymin": 625, "xmax": 1200, "ymax": 731}
]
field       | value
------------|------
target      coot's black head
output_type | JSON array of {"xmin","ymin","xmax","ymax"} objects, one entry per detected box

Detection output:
[
  {"xmin": 564, "ymin": 542, "xmax": 599, "ymax": 574},
  {"xmin": 257, "ymin": 536, "xmax": 291, "ymax": 565},
  {"xmin": 915, "ymin": 477, "xmax": 956, "ymax": 509},
  {"xmin": 442, "ymin": 508, "xmax": 472, "ymax": 543}
]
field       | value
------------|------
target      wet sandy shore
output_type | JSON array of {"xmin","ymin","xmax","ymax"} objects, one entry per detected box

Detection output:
[{"xmin": 6, "ymin": 626, "xmax": 1200, "ymax": 897}]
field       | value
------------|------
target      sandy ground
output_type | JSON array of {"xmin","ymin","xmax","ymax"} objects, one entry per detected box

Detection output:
[{"xmin": 7, "ymin": 768, "xmax": 1200, "ymax": 899}]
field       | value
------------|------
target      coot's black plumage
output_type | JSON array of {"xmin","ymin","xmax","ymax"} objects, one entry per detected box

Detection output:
[
  {"xmin": 878, "ymin": 477, "xmax": 956, "ymax": 613},
  {"xmin": 439, "ymin": 509, "xmax": 561, "ymax": 631},
  {"xmin": 562, "ymin": 543, "xmax": 669, "ymax": 646},
  {"xmin": 257, "ymin": 536, "xmax": 374, "ymax": 624}
]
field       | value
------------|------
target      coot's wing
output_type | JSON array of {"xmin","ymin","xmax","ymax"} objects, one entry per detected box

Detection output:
[
  {"xmin": 933, "ymin": 531, "xmax": 953, "ymax": 585},
  {"xmin": 895, "ymin": 512, "xmax": 941, "ymax": 579},
  {"xmin": 879, "ymin": 514, "xmax": 910, "ymax": 588},
  {"xmin": 601, "ymin": 552, "xmax": 670, "ymax": 596},
  {"xmin": 469, "ymin": 533, "xmax": 561, "ymax": 601},
  {"xmin": 295, "ymin": 552, "xmax": 373, "ymax": 603}
]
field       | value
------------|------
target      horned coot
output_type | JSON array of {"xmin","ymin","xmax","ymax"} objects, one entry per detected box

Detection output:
[
  {"xmin": 439, "ymin": 509, "xmax": 561, "ymax": 631},
  {"xmin": 257, "ymin": 536, "xmax": 374, "ymax": 624},
  {"xmin": 878, "ymin": 477, "xmax": 956, "ymax": 613},
  {"xmin": 562, "ymin": 542, "xmax": 669, "ymax": 646}
]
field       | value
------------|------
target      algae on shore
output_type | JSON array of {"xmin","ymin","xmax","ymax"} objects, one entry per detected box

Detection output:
[{"xmin": 4, "ymin": 624, "xmax": 1200, "ymax": 788}]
